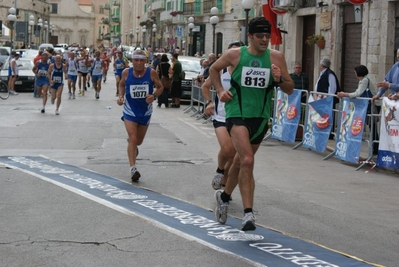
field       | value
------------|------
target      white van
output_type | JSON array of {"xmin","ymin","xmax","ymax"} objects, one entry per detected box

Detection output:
[
  {"xmin": 38, "ymin": 43, "xmax": 54, "ymax": 51},
  {"xmin": 55, "ymin": 43, "xmax": 68, "ymax": 49}
]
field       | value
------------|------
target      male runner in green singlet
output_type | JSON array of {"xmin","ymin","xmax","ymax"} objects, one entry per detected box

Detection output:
[{"xmin": 210, "ymin": 17, "xmax": 294, "ymax": 231}]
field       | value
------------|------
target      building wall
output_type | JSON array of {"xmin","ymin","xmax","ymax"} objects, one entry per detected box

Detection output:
[
  {"xmin": 280, "ymin": 0, "xmax": 396, "ymax": 91},
  {"xmin": 47, "ymin": 0, "xmax": 95, "ymax": 46},
  {"xmin": 0, "ymin": 0, "xmax": 51, "ymax": 47}
]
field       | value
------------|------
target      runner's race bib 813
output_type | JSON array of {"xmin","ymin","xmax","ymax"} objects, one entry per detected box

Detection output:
[{"xmin": 241, "ymin": 66, "xmax": 270, "ymax": 89}]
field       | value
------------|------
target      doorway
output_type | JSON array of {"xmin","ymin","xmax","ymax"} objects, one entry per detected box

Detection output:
[{"xmin": 302, "ymin": 15, "xmax": 316, "ymax": 90}]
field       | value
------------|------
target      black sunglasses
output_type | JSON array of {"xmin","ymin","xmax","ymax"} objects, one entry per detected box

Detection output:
[{"xmin": 253, "ymin": 33, "xmax": 271, "ymax": 39}]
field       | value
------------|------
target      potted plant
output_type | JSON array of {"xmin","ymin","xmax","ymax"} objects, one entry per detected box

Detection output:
[{"xmin": 305, "ymin": 34, "xmax": 325, "ymax": 49}]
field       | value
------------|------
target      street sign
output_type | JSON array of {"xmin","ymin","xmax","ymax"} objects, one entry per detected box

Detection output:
[
  {"xmin": 354, "ymin": 5, "xmax": 362, "ymax": 22},
  {"xmin": 156, "ymin": 34, "xmax": 161, "ymax": 39},
  {"xmin": 270, "ymin": 0, "xmax": 288, "ymax": 15},
  {"xmin": 168, "ymin": 38, "xmax": 175, "ymax": 45},
  {"xmin": 348, "ymin": 0, "xmax": 366, "ymax": 4},
  {"xmin": 177, "ymin": 26, "xmax": 182, "ymax": 38},
  {"xmin": 277, "ymin": 15, "xmax": 283, "ymax": 29}
]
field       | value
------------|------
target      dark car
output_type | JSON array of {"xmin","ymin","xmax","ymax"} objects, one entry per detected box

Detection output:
[
  {"xmin": 178, "ymin": 56, "xmax": 201, "ymax": 99},
  {"xmin": 0, "ymin": 58, "xmax": 35, "ymax": 92}
]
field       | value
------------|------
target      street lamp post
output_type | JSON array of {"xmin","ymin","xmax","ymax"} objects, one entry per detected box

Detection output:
[
  {"xmin": 29, "ymin": 15, "xmax": 34, "ymax": 48},
  {"xmin": 188, "ymin": 17, "xmax": 194, "ymax": 56},
  {"xmin": 37, "ymin": 18, "xmax": 43, "ymax": 44},
  {"xmin": 142, "ymin": 25, "xmax": 147, "ymax": 48},
  {"xmin": 44, "ymin": 20, "xmax": 48, "ymax": 43},
  {"xmin": 209, "ymin": 7, "xmax": 219, "ymax": 55},
  {"xmin": 242, "ymin": 0, "xmax": 254, "ymax": 46},
  {"xmin": 125, "ymin": 30, "xmax": 128, "ymax": 45},
  {"xmin": 152, "ymin": 24, "xmax": 157, "ymax": 50},
  {"xmin": 136, "ymin": 27, "xmax": 139, "ymax": 47},
  {"xmin": 129, "ymin": 29, "xmax": 133, "ymax": 46},
  {"xmin": 7, "ymin": 7, "xmax": 17, "ymax": 50}
]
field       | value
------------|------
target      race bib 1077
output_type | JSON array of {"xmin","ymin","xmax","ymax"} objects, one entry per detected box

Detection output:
[
  {"xmin": 129, "ymin": 84, "xmax": 149, "ymax": 99},
  {"xmin": 241, "ymin": 66, "xmax": 270, "ymax": 89}
]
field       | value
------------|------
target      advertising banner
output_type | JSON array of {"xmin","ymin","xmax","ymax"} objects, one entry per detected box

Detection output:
[
  {"xmin": 272, "ymin": 89, "xmax": 301, "ymax": 142},
  {"xmin": 377, "ymin": 97, "xmax": 399, "ymax": 169},
  {"xmin": 334, "ymin": 98, "xmax": 368, "ymax": 163},
  {"xmin": 302, "ymin": 96, "xmax": 333, "ymax": 152}
]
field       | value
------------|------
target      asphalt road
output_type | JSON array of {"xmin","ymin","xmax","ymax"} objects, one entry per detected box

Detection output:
[{"xmin": 0, "ymin": 72, "xmax": 398, "ymax": 267}]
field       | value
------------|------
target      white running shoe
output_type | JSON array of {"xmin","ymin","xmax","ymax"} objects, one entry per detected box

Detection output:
[
  {"xmin": 72, "ymin": 93, "xmax": 76, "ymax": 99},
  {"xmin": 214, "ymin": 190, "xmax": 229, "ymax": 224},
  {"xmin": 68, "ymin": 92, "xmax": 72, "ymax": 99},
  {"xmin": 241, "ymin": 212, "xmax": 256, "ymax": 231},
  {"xmin": 9, "ymin": 90, "xmax": 18, "ymax": 95},
  {"xmin": 212, "ymin": 172, "xmax": 224, "ymax": 190},
  {"xmin": 55, "ymin": 109, "xmax": 59, "ymax": 115}
]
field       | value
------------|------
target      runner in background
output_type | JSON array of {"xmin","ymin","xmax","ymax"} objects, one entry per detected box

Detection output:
[
  {"xmin": 114, "ymin": 51, "xmax": 129, "ymax": 97},
  {"xmin": 101, "ymin": 51, "xmax": 110, "ymax": 83}
]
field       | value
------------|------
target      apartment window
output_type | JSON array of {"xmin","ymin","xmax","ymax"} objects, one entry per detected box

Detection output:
[{"xmin": 51, "ymin": 4, "xmax": 58, "ymax": 14}]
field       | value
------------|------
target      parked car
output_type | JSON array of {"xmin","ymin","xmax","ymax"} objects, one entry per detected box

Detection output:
[
  {"xmin": 0, "ymin": 58, "xmax": 35, "ymax": 92},
  {"xmin": 39, "ymin": 43, "xmax": 54, "ymax": 51},
  {"xmin": 123, "ymin": 46, "xmax": 135, "ymax": 60},
  {"xmin": 14, "ymin": 49, "xmax": 39, "ymax": 59},
  {"xmin": 0, "ymin": 47, "xmax": 10, "ymax": 66},
  {"xmin": 55, "ymin": 43, "xmax": 68, "ymax": 49},
  {"xmin": 178, "ymin": 56, "xmax": 201, "ymax": 99}
]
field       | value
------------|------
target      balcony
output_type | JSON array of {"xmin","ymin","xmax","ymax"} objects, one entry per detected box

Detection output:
[
  {"xmin": 299, "ymin": 0, "xmax": 316, "ymax": 8},
  {"xmin": 103, "ymin": 33, "xmax": 111, "ymax": 40},
  {"xmin": 101, "ymin": 18, "xmax": 109, "ymax": 24},
  {"xmin": 111, "ymin": 15, "xmax": 120, "ymax": 23},
  {"xmin": 172, "ymin": 14, "xmax": 185, "ymax": 25},
  {"xmin": 184, "ymin": 2, "xmax": 205, "ymax": 16},
  {"xmin": 103, "ymin": 3, "xmax": 110, "ymax": 10},
  {"xmin": 203, "ymin": 0, "xmax": 224, "ymax": 14},
  {"xmin": 151, "ymin": 0, "xmax": 165, "ymax": 11},
  {"xmin": 160, "ymin": 10, "xmax": 172, "ymax": 23},
  {"xmin": 112, "ymin": 0, "xmax": 120, "ymax": 6}
]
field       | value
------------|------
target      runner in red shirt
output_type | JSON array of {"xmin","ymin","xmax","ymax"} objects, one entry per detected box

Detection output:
[{"xmin": 101, "ymin": 51, "xmax": 110, "ymax": 83}]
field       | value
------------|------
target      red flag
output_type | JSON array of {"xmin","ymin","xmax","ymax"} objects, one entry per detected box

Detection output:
[{"xmin": 262, "ymin": 0, "xmax": 283, "ymax": 45}]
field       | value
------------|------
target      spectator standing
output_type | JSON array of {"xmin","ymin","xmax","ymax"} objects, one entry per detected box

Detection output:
[
  {"xmin": 289, "ymin": 62, "xmax": 309, "ymax": 103},
  {"xmin": 169, "ymin": 53, "xmax": 183, "ymax": 108},
  {"xmin": 156, "ymin": 54, "xmax": 171, "ymax": 108},
  {"xmin": 315, "ymin": 58, "xmax": 341, "ymax": 139}
]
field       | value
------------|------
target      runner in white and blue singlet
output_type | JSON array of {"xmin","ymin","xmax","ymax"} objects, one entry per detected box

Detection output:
[
  {"xmin": 114, "ymin": 51, "xmax": 128, "ymax": 97},
  {"xmin": 66, "ymin": 52, "xmax": 78, "ymax": 99},
  {"xmin": 116, "ymin": 50, "xmax": 163, "ymax": 183},
  {"xmin": 90, "ymin": 50, "xmax": 105, "ymax": 99}
]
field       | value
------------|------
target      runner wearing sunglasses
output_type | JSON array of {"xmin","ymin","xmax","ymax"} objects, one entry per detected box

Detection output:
[{"xmin": 210, "ymin": 17, "xmax": 294, "ymax": 231}]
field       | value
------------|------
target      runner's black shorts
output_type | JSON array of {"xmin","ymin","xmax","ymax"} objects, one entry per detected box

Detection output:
[{"xmin": 226, "ymin": 117, "xmax": 269, "ymax": 145}]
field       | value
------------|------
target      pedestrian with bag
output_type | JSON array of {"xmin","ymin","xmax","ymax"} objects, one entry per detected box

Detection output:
[
  {"xmin": 337, "ymin": 65, "xmax": 379, "ymax": 154},
  {"xmin": 156, "ymin": 54, "xmax": 171, "ymax": 108}
]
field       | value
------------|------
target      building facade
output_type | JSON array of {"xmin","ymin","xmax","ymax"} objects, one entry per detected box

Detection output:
[
  {"xmin": 0, "ymin": 0, "xmax": 51, "ymax": 47},
  {"xmin": 278, "ymin": 0, "xmax": 399, "ymax": 93}
]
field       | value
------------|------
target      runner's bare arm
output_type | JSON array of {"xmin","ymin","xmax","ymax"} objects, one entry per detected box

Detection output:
[
  {"xmin": 117, "ymin": 69, "xmax": 128, "ymax": 106},
  {"xmin": 210, "ymin": 49, "xmax": 239, "ymax": 102},
  {"xmin": 270, "ymin": 49, "xmax": 294, "ymax": 95}
]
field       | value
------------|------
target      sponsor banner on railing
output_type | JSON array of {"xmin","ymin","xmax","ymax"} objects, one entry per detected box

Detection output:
[
  {"xmin": 303, "ymin": 96, "xmax": 333, "ymax": 153},
  {"xmin": 335, "ymin": 98, "xmax": 368, "ymax": 163},
  {"xmin": 377, "ymin": 97, "xmax": 399, "ymax": 169},
  {"xmin": 272, "ymin": 89, "xmax": 301, "ymax": 142}
]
